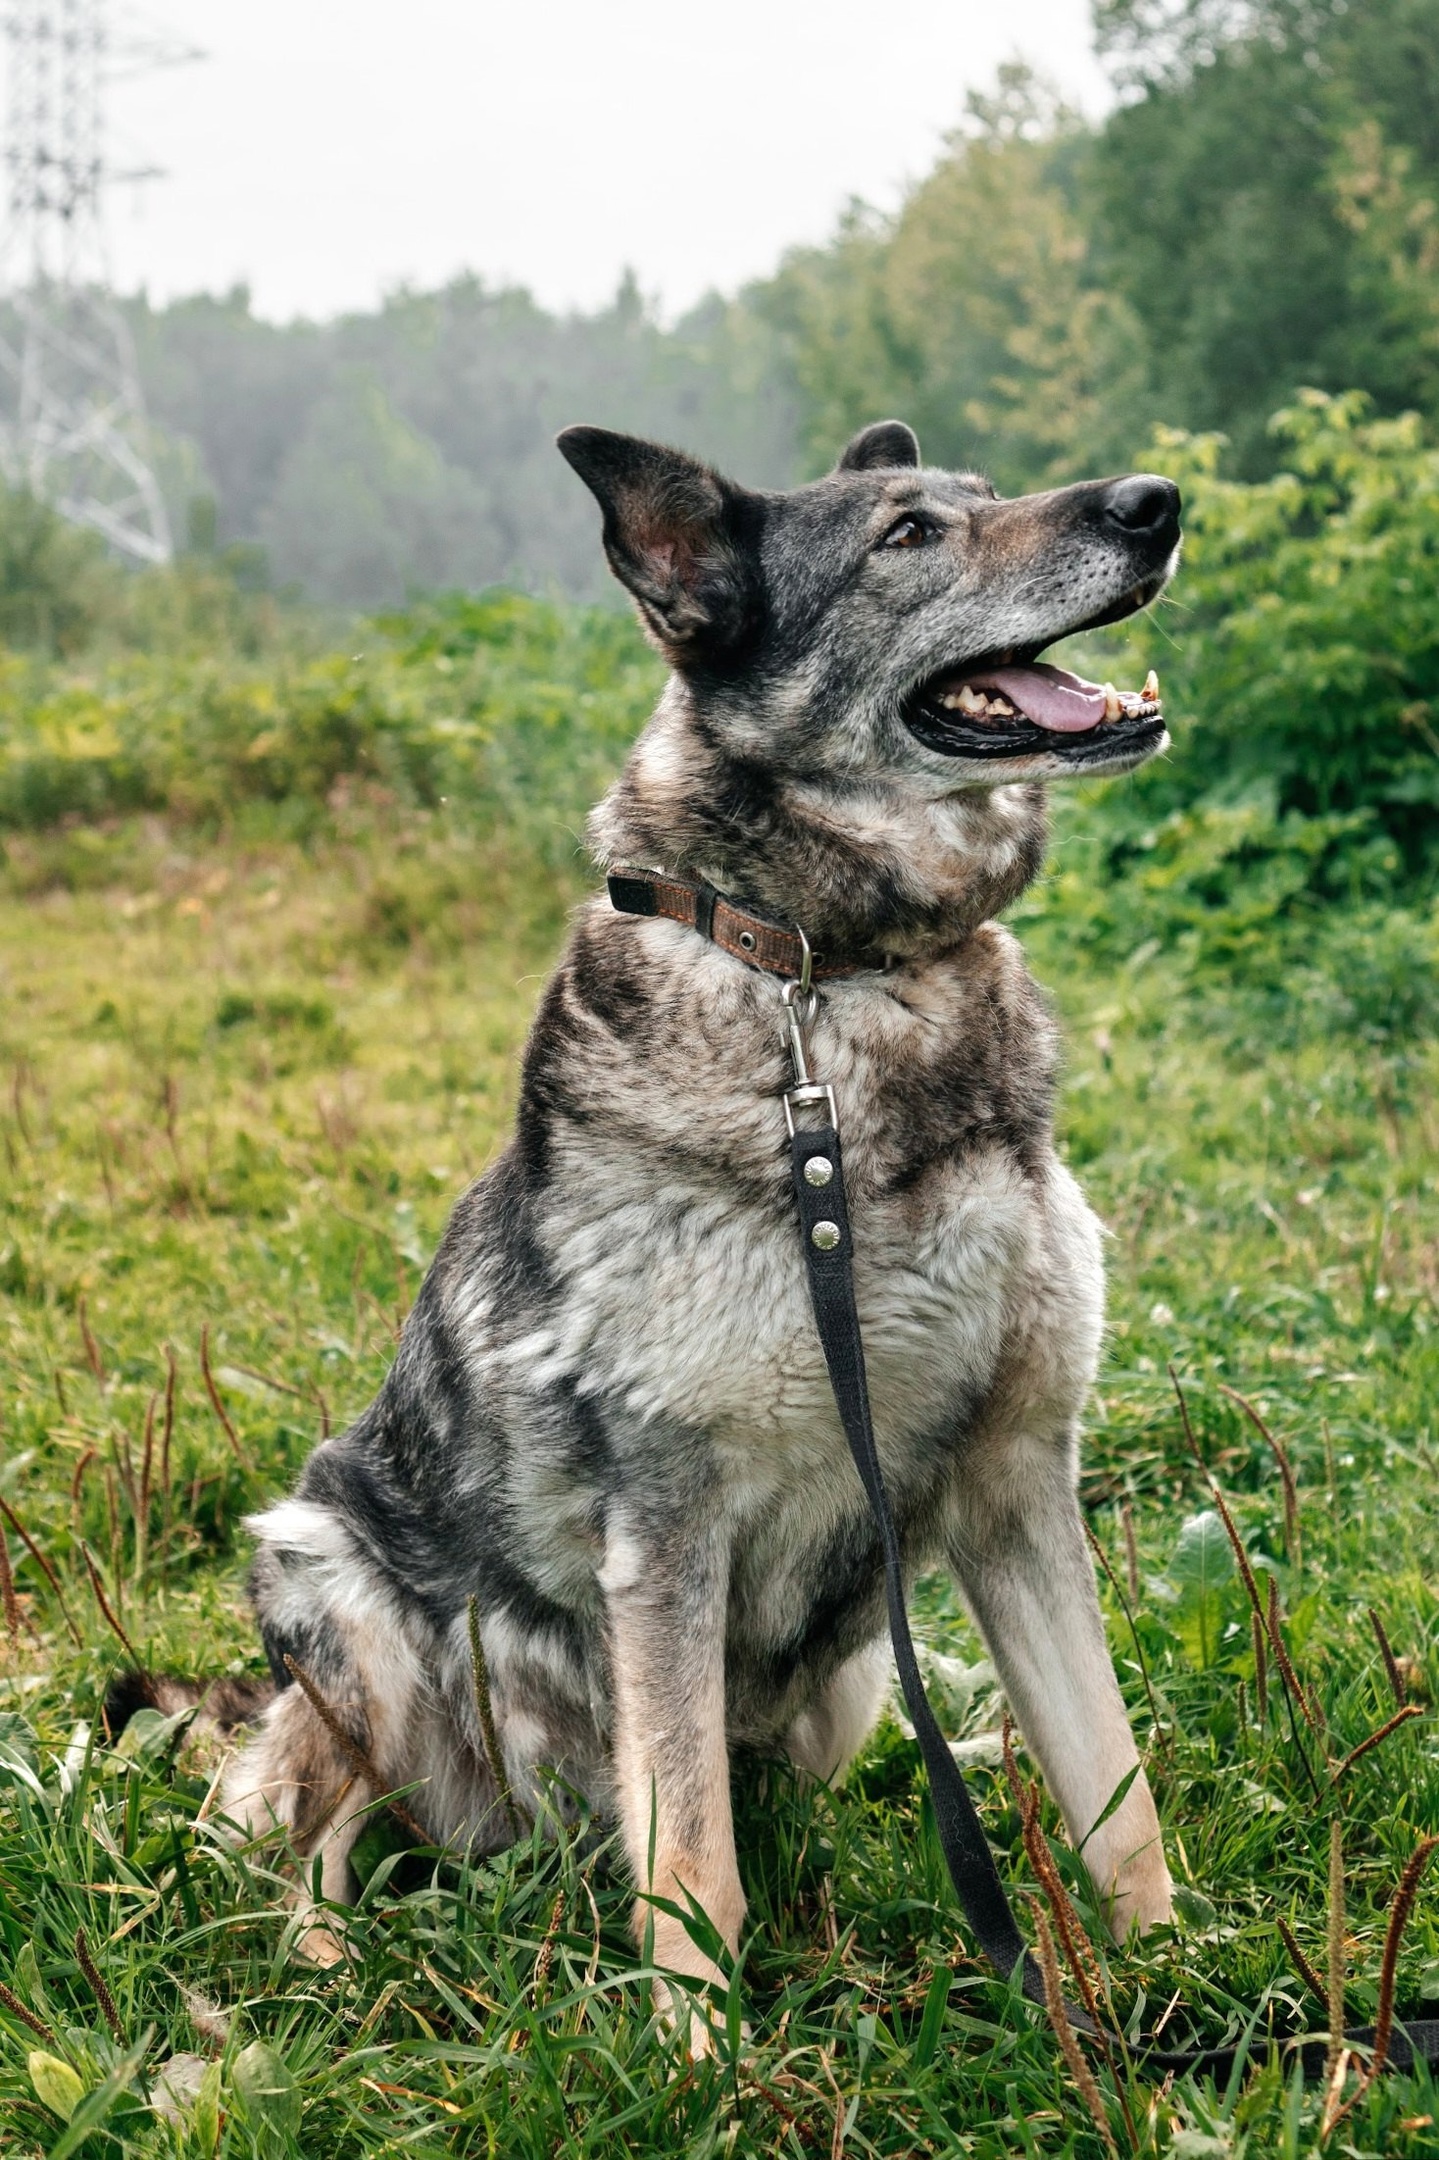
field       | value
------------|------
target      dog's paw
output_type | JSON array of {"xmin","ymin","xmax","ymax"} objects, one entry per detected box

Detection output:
[
  {"xmin": 1102, "ymin": 1854, "xmax": 1174, "ymax": 1942},
  {"xmin": 294, "ymin": 1910, "xmax": 351, "ymax": 1968},
  {"xmin": 652, "ymin": 1977, "xmax": 751, "ymax": 2064}
]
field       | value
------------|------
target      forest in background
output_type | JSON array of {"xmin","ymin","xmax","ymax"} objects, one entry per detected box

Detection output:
[{"xmin": 68, "ymin": 0, "xmax": 1439, "ymax": 608}]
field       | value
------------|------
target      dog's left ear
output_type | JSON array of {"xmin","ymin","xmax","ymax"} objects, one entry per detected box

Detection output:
[
  {"xmin": 837, "ymin": 421, "xmax": 921, "ymax": 473},
  {"xmin": 557, "ymin": 426, "xmax": 761, "ymax": 666}
]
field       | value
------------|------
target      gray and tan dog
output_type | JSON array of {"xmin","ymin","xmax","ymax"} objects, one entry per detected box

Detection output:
[{"xmin": 121, "ymin": 419, "xmax": 1181, "ymax": 2030}]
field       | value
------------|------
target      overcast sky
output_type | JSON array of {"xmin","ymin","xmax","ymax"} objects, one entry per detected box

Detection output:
[{"xmin": 91, "ymin": 0, "xmax": 1110, "ymax": 323}]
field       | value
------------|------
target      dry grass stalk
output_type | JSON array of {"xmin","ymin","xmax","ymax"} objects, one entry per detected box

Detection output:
[
  {"xmin": 81, "ymin": 1544, "xmax": 140, "ymax": 1664},
  {"xmin": 1251, "ymin": 1610, "xmax": 1269, "ymax": 1726},
  {"xmin": 74, "ymin": 1927, "xmax": 125, "ymax": 2044},
  {"xmin": 1367, "ymin": 1837, "xmax": 1437, "ymax": 2084},
  {"xmin": 281, "ymin": 1653, "xmax": 430, "ymax": 1845},
  {"xmin": 160, "ymin": 1346, "xmax": 177, "ymax": 1553},
  {"xmin": 0, "ymin": 1977, "xmax": 57, "ymax": 2044},
  {"xmin": 0, "ymin": 1520, "xmax": 21, "ymax": 1645},
  {"xmin": 78, "ymin": 1297, "xmax": 105, "ymax": 1385},
  {"xmin": 1276, "ymin": 1915, "xmax": 1327, "ymax": 2011},
  {"xmin": 1322, "ymin": 1836, "xmax": 1439, "ymax": 2139},
  {"xmin": 1120, "ymin": 1502, "xmax": 1140, "ymax": 1604},
  {"xmin": 1320, "ymin": 2045, "xmax": 1354, "ymax": 2143},
  {"xmin": 1368, "ymin": 1608, "xmax": 1407, "ymax": 1708},
  {"xmin": 1330, "ymin": 1704, "xmax": 1424, "ymax": 1785},
  {"xmin": 467, "ymin": 1595, "xmax": 521, "ymax": 1841},
  {"xmin": 1028, "ymin": 1898, "xmax": 1119, "ymax": 2160},
  {"xmin": 1019, "ymin": 1780, "xmax": 1109, "ymax": 2042},
  {"xmin": 1001, "ymin": 1711, "xmax": 1025, "ymax": 1812},
  {"xmin": 139, "ymin": 1392, "xmax": 157, "ymax": 1522},
  {"xmin": 104, "ymin": 1463, "xmax": 122, "ymax": 1586},
  {"xmin": 199, "ymin": 1325, "xmax": 243, "ymax": 1461},
  {"xmin": 1218, "ymin": 1383, "xmax": 1300, "ymax": 1567},
  {"xmin": 1169, "ymin": 1365, "xmax": 1204, "ymax": 1469},
  {"xmin": 1002, "ymin": 1719, "xmax": 1098, "ymax": 2007},
  {"xmin": 1201, "ymin": 1462, "xmax": 1323, "ymax": 1792},
  {"xmin": 1265, "ymin": 1574, "xmax": 1325, "ymax": 1744},
  {"xmin": 1003, "ymin": 1717, "xmax": 1113, "ymax": 2065},
  {"xmin": 69, "ymin": 1447, "xmax": 95, "ymax": 1527},
  {"xmin": 533, "ymin": 1888, "xmax": 566, "ymax": 2003},
  {"xmin": 1206, "ymin": 1476, "xmax": 1266, "ymax": 1629},
  {"xmin": 113, "ymin": 1422, "xmax": 138, "ymax": 1518},
  {"xmin": 744, "ymin": 2072, "xmax": 809, "ymax": 2140},
  {"xmin": 1325, "ymin": 1819, "xmax": 1346, "ymax": 2095},
  {"xmin": 0, "ymin": 1494, "xmax": 81, "ymax": 1645}
]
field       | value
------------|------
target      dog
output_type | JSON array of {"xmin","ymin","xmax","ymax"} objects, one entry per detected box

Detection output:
[{"xmin": 118, "ymin": 418, "xmax": 1181, "ymax": 2039}]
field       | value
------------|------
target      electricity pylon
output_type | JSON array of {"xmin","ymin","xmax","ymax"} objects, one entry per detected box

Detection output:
[{"xmin": 0, "ymin": 0, "xmax": 176, "ymax": 563}]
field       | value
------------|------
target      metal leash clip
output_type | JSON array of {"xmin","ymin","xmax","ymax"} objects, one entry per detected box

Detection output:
[{"xmin": 781, "ymin": 928, "xmax": 838, "ymax": 1138}]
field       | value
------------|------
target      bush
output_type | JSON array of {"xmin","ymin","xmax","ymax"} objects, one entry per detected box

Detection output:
[
  {"xmin": 0, "ymin": 589, "xmax": 662, "ymax": 869},
  {"xmin": 1095, "ymin": 391, "xmax": 1439, "ymax": 888}
]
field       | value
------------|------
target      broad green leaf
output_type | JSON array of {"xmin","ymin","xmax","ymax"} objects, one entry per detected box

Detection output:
[
  {"xmin": 1168, "ymin": 1511, "xmax": 1237, "ymax": 1668},
  {"xmin": 28, "ymin": 2051, "xmax": 84, "ymax": 2122},
  {"xmin": 1172, "ymin": 1884, "xmax": 1218, "ymax": 1932},
  {"xmin": 14, "ymin": 1943, "xmax": 50, "ymax": 2019},
  {"xmin": 233, "ymin": 2038, "xmax": 301, "ymax": 2138},
  {"xmin": 1169, "ymin": 1511, "xmax": 1236, "ymax": 1600},
  {"xmin": 46, "ymin": 2037, "xmax": 151, "ymax": 2160}
]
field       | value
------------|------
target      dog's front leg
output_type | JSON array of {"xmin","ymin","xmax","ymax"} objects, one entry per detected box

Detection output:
[
  {"xmin": 946, "ymin": 1444, "xmax": 1173, "ymax": 1940},
  {"xmin": 601, "ymin": 1505, "xmax": 742, "ymax": 2048}
]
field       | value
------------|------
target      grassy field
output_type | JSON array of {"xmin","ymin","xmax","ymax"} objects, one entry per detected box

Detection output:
[{"xmin": 0, "ymin": 800, "xmax": 1437, "ymax": 2158}]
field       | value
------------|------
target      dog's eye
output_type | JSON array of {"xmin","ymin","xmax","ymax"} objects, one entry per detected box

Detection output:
[{"xmin": 881, "ymin": 516, "xmax": 929, "ymax": 549}]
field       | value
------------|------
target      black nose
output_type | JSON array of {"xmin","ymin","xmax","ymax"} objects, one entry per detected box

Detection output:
[{"xmin": 1103, "ymin": 473, "xmax": 1181, "ymax": 548}]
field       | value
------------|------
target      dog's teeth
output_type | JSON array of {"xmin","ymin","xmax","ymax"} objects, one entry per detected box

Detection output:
[
  {"xmin": 987, "ymin": 695, "xmax": 1016, "ymax": 716},
  {"xmin": 1143, "ymin": 669, "xmax": 1160, "ymax": 701},
  {"xmin": 948, "ymin": 684, "xmax": 986, "ymax": 714},
  {"xmin": 1103, "ymin": 683, "xmax": 1121, "ymax": 721}
]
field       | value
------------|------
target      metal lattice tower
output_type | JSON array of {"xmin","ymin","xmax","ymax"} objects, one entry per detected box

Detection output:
[{"xmin": 0, "ymin": 0, "xmax": 171, "ymax": 562}]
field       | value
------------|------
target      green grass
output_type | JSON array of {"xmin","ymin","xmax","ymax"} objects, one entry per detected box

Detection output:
[{"xmin": 1, "ymin": 806, "xmax": 1437, "ymax": 2157}]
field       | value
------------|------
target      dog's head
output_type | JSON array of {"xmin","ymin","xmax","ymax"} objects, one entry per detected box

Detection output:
[{"xmin": 559, "ymin": 419, "xmax": 1179, "ymax": 794}]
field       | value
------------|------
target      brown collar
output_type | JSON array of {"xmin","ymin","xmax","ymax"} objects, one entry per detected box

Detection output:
[{"xmin": 606, "ymin": 866, "xmax": 892, "ymax": 982}]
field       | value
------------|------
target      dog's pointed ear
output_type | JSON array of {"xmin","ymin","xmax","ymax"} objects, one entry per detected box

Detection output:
[
  {"xmin": 557, "ymin": 426, "xmax": 760, "ymax": 664},
  {"xmin": 836, "ymin": 420, "xmax": 921, "ymax": 473}
]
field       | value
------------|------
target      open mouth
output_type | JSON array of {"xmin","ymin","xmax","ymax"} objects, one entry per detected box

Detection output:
[{"xmin": 902, "ymin": 581, "xmax": 1170, "ymax": 765}]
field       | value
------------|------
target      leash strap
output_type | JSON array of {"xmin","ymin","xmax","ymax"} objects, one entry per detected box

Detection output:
[
  {"xmin": 787, "ymin": 1114, "xmax": 1044, "ymax": 2007},
  {"xmin": 783, "ymin": 1014, "xmax": 1439, "ymax": 2081}
]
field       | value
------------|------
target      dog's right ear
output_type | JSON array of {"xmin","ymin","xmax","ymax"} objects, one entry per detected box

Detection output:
[
  {"xmin": 837, "ymin": 421, "xmax": 921, "ymax": 473},
  {"xmin": 557, "ymin": 426, "xmax": 760, "ymax": 666}
]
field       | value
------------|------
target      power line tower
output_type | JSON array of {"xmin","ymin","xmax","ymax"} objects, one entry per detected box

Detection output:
[{"xmin": 0, "ymin": 0, "xmax": 173, "ymax": 562}]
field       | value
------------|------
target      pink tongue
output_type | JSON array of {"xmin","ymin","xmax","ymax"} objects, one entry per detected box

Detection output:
[{"xmin": 976, "ymin": 662, "xmax": 1104, "ymax": 733}]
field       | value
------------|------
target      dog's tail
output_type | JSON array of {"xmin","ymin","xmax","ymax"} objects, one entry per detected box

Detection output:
[{"xmin": 103, "ymin": 1668, "xmax": 275, "ymax": 1742}]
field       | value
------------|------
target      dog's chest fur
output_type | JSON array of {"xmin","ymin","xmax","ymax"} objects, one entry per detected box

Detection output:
[{"xmin": 412, "ymin": 895, "xmax": 1105, "ymax": 1723}]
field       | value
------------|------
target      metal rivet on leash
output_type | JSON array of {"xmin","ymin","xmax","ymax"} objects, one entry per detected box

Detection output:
[
  {"xmin": 738, "ymin": 929, "xmax": 756, "ymax": 950},
  {"xmin": 803, "ymin": 1155, "xmax": 834, "ymax": 1187},
  {"xmin": 810, "ymin": 1220, "xmax": 840, "ymax": 1250}
]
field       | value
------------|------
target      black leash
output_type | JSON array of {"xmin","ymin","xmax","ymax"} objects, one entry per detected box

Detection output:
[{"xmin": 779, "ymin": 977, "xmax": 1439, "ymax": 2083}]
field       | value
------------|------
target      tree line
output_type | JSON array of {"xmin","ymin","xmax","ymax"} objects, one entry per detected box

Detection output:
[{"xmin": 104, "ymin": 0, "xmax": 1439, "ymax": 606}]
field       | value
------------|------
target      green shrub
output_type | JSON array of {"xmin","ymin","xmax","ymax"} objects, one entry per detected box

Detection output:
[
  {"xmin": 1096, "ymin": 391, "xmax": 1439, "ymax": 887},
  {"xmin": 0, "ymin": 589, "xmax": 662, "ymax": 867}
]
